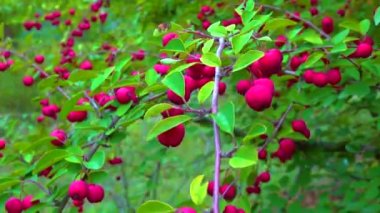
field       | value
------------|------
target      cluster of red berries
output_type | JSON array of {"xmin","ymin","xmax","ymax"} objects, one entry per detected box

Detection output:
[
  {"xmin": 5, "ymin": 195, "xmax": 38, "ymax": 213},
  {"xmin": 0, "ymin": 138, "xmax": 6, "ymax": 158},
  {"xmin": 68, "ymin": 180, "xmax": 104, "ymax": 212},
  {"xmin": 303, "ymin": 68, "xmax": 341, "ymax": 87},
  {"xmin": 0, "ymin": 51, "xmax": 14, "ymax": 72}
]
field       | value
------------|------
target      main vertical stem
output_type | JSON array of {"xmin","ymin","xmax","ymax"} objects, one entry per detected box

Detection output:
[{"xmin": 212, "ymin": 37, "xmax": 225, "ymax": 213}]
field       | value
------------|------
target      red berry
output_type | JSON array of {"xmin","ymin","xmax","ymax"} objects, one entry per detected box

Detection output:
[
  {"xmin": 67, "ymin": 111, "xmax": 88, "ymax": 122},
  {"xmin": 245, "ymin": 85, "xmax": 273, "ymax": 111},
  {"xmin": 275, "ymin": 35, "xmax": 287, "ymax": 48},
  {"xmin": 258, "ymin": 171, "xmax": 271, "ymax": 183},
  {"xmin": 34, "ymin": 55, "xmax": 44, "ymax": 64},
  {"xmin": 68, "ymin": 180, "xmax": 88, "ymax": 201},
  {"xmin": 310, "ymin": 7, "xmax": 319, "ymax": 16},
  {"xmin": 207, "ymin": 181, "xmax": 215, "ymax": 196},
  {"xmin": 108, "ymin": 157, "xmax": 123, "ymax": 165},
  {"xmin": 154, "ymin": 64, "xmax": 170, "ymax": 75},
  {"xmin": 321, "ymin": 16, "xmax": 334, "ymax": 34},
  {"xmin": 157, "ymin": 124, "xmax": 185, "ymax": 147},
  {"xmin": 236, "ymin": 80, "xmax": 251, "ymax": 95},
  {"xmin": 23, "ymin": 76, "xmax": 34, "ymax": 87},
  {"xmin": 258, "ymin": 149, "xmax": 267, "ymax": 160},
  {"xmin": 292, "ymin": 119, "xmax": 311, "ymax": 139},
  {"xmin": 219, "ymin": 184, "xmax": 236, "ymax": 201},
  {"xmin": 312, "ymin": 72, "xmax": 328, "ymax": 87},
  {"xmin": 21, "ymin": 195, "xmax": 35, "ymax": 210},
  {"xmin": 5, "ymin": 197, "xmax": 23, "ymax": 213},
  {"xmin": 218, "ymin": 82, "xmax": 226, "ymax": 95},
  {"xmin": 162, "ymin": 33, "xmax": 179, "ymax": 47},
  {"xmin": 50, "ymin": 129, "xmax": 67, "ymax": 146},
  {"xmin": 79, "ymin": 60, "xmax": 93, "ymax": 70},
  {"xmin": 161, "ymin": 107, "xmax": 184, "ymax": 118},
  {"xmin": 176, "ymin": 207, "xmax": 197, "ymax": 213},
  {"xmin": 327, "ymin": 68, "xmax": 341, "ymax": 85},
  {"xmin": 0, "ymin": 139, "xmax": 6, "ymax": 149},
  {"xmin": 115, "ymin": 87, "xmax": 138, "ymax": 104},
  {"xmin": 87, "ymin": 184, "xmax": 105, "ymax": 203}
]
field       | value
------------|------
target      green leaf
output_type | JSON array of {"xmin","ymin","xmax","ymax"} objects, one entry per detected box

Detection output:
[
  {"xmin": 231, "ymin": 30, "xmax": 254, "ymax": 54},
  {"xmin": 59, "ymin": 92, "xmax": 83, "ymax": 119},
  {"xmin": 330, "ymin": 42, "xmax": 347, "ymax": 54},
  {"xmin": 332, "ymin": 29, "xmax": 350, "ymax": 44},
  {"xmin": 201, "ymin": 52, "xmax": 221, "ymax": 67},
  {"xmin": 144, "ymin": 103, "xmax": 173, "ymax": 119},
  {"xmin": 360, "ymin": 19, "xmax": 371, "ymax": 35},
  {"xmin": 69, "ymin": 70, "xmax": 98, "ymax": 82},
  {"xmin": 375, "ymin": 7, "xmax": 380, "ymax": 26},
  {"xmin": 145, "ymin": 68, "xmax": 161, "ymax": 86},
  {"xmin": 229, "ymin": 145, "xmax": 258, "ymax": 168},
  {"xmin": 91, "ymin": 67, "xmax": 114, "ymax": 91},
  {"xmin": 162, "ymin": 72, "xmax": 185, "ymax": 97},
  {"xmin": 33, "ymin": 150, "xmax": 71, "ymax": 174},
  {"xmin": 301, "ymin": 29, "xmax": 323, "ymax": 45},
  {"xmin": 198, "ymin": 81, "xmax": 215, "ymax": 104},
  {"xmin": 340, "ymin": 82, "xmax": 370, "ymax": 98},
  {"xmin": 137, "ymin": 200, "xmax": 174, "ymax": 213},
  {"xmin": 170, "ymin": 62, "xmax": 197, "ymax": 73},
  {"xmin": 263, "ymin": 18, "xmax": 297, "ymax": 32},
  {"xmin": 241, "ymin": 13, "xmax": 272, "ymax": 34},
  {"xmin": 212, "ymin": 102, "xmax": 235, "ymax": 134},
  {"xmin": 243, "ymin": 124, "xmax": 267, "ymax": 142},
  {"xmin": 83, "ymin": 150, "xmax": 105, "ymax": 170},
  {"xmin": 301, "ymin": 52, "xmax": 324, "ymax": 68},
  {"xmin": 339, "ymin": 20, "xmax": 361, "ymax": 33},
  {"xmin": 202, "ymin": 39, "xmax": 214, "ymax": 53},
  {"xmin": 245, "ymin": 0, "xmax": 255, "ymax": 11},
  {"xmin": 116, "ymin": 102, "xmax": 132, "ymax": 116},
  {"xmin": 163, "ymin": 39, "xmax": 185, "ymax": 52},
  {"xmin": 147, "ymin": 115, "xmax": 192, "ymax": 140},
  {"xmin": 207, "ymin": 22, "xmax": 227, "ymax": 37},
  {"xmin": 115, "ymin": 57, "xmax": 131, "ymax": 72},
  {"xmin": 189, "ymin": 175, "xmax": 208, "ymax": 205},
  {"xmin": 233, "ymin": 50, "xmax": 264, "ymax": 72},
  {"xmin": 160, "ymin": 58, "xmax": 180, "ymax": 65},
  {"xmin": 0, "ymin": 178, "xmax": 20, "ymax": 192}
]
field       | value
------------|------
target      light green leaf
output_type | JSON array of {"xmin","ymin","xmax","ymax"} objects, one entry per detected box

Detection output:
[
  {"xmin": 190, "ymin": 175, "xmax": 208, "ymax": 205},
  {"xmin": 170, "ymin": 62, "xmax": 197, "ymax": 73},
  {"xmin": 263, "ymin": 18, "xmax": 297, "ymax": 32},
  {"xmin": 33, "ymin": 150, "xmax": 71, "ymax": 174},
  {"xmin": 198, "ymin": 81, "xmax": 215, "ymax": 104},
  {"xmin": 245, "ymin": 0, "xmax": 255, "ymax": 11},
  {"xmin": 69, "ymin": 71, "xmax": 98, "ymax": 82},
  {"xmin": 233, "ymin": 50, "xmax": 264, "ymax": 72},
  {"xmin": 115, "ymin": 57, "xmax": 131, "ymax": 72},
  {"xmin": 163, "ymin": 39, "xmax": 186, "ymax": 52},
  {"xmin": 231, "ymin": 30, "xmax": 254, "ymax": 54},
  {"xmin": 211, "ymin": 102, "xmax": 235, "ymax": 134},
  {"xmin": 91, "ymin": 67, "xmax": 114, "ymax": 91},
  {"xmin": 83, "ymin": 150, "xmax": 105, "ymax": 170},
  {"xmin": 360, "ymin": 19, "xmax": 371, "ymax": 35},
  {"xmin": 0, "ymin": 178, "xmax": 20, "ymax": 192},
  {"xmin": 207, "ymin": 22, "xmax": 227, "ymax": 37},
  {"xmin": 243, "ymin": 124, "xmax": 267, "ymax": 142},
  {"xmin": 137, "ymin": 200, "xmax": 174, "ymax": 213},
  {"xmin": 147, "ymin": 115, "xmax": 191, "ymax": 140},
  {"xmin": 160, "ymin": 58, "xmax": 180, "ymax": 65},
  {"xmin": 301, "ymin": 29, "xmax": 323, "ymax": 45},
  {"xmin": 375, "ymin": 7, "xmax": 380, "ymax": 26},
  {"xmin": 145, "ymin": 68, "xmax": 161, "ymax": 86},
  {"xmin": 332, "ymin": 29, "xmax": 350, "ymax": 44},
  {"xmin": 339, "ymin": 20, "xmax": 361, "ymax": 33},
  {"xmin": 330, "ymin": 43, "xmax": 347, "ymax": 54},
  {"xmin": 301, "ymin": 52, "xmax": 324, "ymax": 68},
  {"xmin": 116, "ymin": 102, "xmax": 133, "ymax": 116},
  {"xmin": 229, "ymin": 145, "xmax": 258, "ymax": 168},
  {"xmin": 202, "ymin": 39, "xmax": 214, "ymax": 53},
  {"xmin": 144, "ymin": 103, "xmax": 173, "ymax": 119},
  {"xmin": 201, "ymin": 52, "xmax": 221, "ymax": 67},
  {"xmin": 162, "ymin": 72, "xmax": 185, "ymax": 97}
]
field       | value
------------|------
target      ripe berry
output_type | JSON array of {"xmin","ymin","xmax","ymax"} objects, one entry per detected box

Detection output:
[
  {"xmin": 115, "ymin": 87, "xmax": 138, "ymax": 104},
  {"xmin": 309, "ymin": 7, "xmax": 319, "ymax": 16},
  {"xmin": 67, "ymin": 111, "xmax": 88, "ymax": 122},
  {"xmin": 312, "ymin": 72, "xmax": 328, "ymax": 87},
  {"xmin": 108, "ymin": 157, "xmax": 123, "ymax": 165},
  {"xmin": 157, "ymin": 124, "xmax": 185, "ymax": 147},
  {"xmin": 79, "ymin": 60, "xmax": 93, "ymax": 70},
  {"xmin": 161, "ymin": 107, "xmax": 184, "ymax": 118},
  {"xmin": 236, "ymin": 80, "xmax": 251, "ymax": 95},
  {"xmin": 327, "ymin": 68, "xmax": 341, "ymax": 85},
  {"xmin": 21, "ymin": 195, "xmax": 35, "ymax": 210},
  {"xmin": 350, "ymin": 43, "xmax": 373, "ymax": 58},
  {"xmin": 50, "ymin": 129, "xmax": 67, "ymax": 147},
  {"xmin": 162, "ymin": 33, "xmax": 179, "ymax": 47},
  {"xmin": 219, "ymin": 184, "xmax": 236, "ymax": 201},
  {"xmin": 258, "ymin": 149, "xmax": 267, "ymax": 160},
  {"xmin": 258, "ymin": 171, "xmax": 271, "ymax": 183},
  {"xmin": 0, "ymin": 139, "xmax": 6, "ymax": 149},
  {"xmin": 321, "ymin": 16, "xmax": 334, "ymax": 34},
  {"xmin": 207, "ymin": 181, "xmax": 215, "ymax": 196},
  {"xmin": 303, "ymin": 70, "xmax": 315, "ymax": 83},
  {"xmin": 68, "ymin": 180, "xmax": 88, "ymax": 201},
  {"xmin": 245, "ymin": 85, "xmax": 273, "ymax": 111},
  {"xmin": 292, "ymin": 119, "xmax": 311, "ymax": 139},
  {"xmin": 218, "ymin": 82, "xmax": 226, "ymax": 95},
  {"xmin": 154, "ymin": 64, "xmax": 170, "ymax": 75},
  {"xmin": 22, "ymin": 76, "xmax": 34, "ymax": 87},
  {"xmin": 5, "ymin": 197, "xmax": 23, "ymax": 213},
  {"xmin": 176, "ymin": 207, "xmax": 197, "ymax": 213},
  {"xmin": 34, "ymin": 55, "xmax": 45, "ymax": 64},
  {"xmin": 87, "ymin": 184, "xmax": 105, "ymax": 203},
  {"xmin": 275, "ymin": 35, "xmax": 287, "ymax": 48}
]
